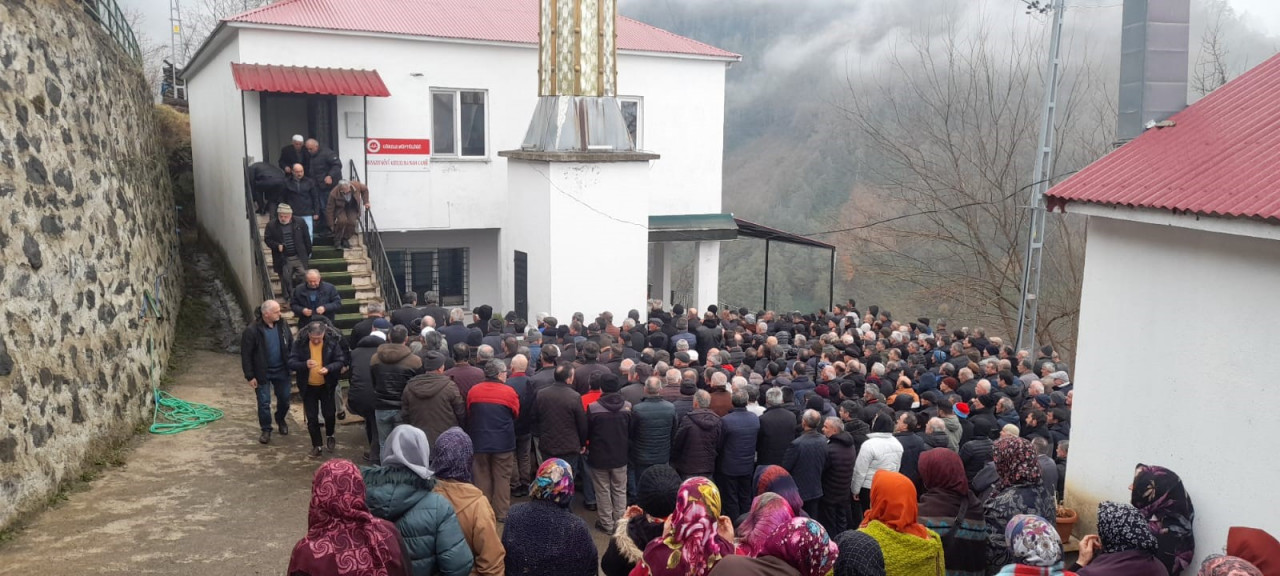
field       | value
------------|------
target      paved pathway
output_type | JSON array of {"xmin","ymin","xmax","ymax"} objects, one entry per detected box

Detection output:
[{"xmin": 0, "ymin": 349, "xmax": 610, "ymax": 575}]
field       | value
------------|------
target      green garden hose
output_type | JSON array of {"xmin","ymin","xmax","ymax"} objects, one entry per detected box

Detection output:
[{"xmin": 150, "ymin": 389, "xmax": 224, "ymax": 434}]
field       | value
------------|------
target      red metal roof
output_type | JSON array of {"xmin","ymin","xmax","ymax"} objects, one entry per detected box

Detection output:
[
  {"xmin": 230, "ymin": 63, "xmax": 391, "ymax": 97},
  {"xmin": 225, "ymin": 0, "xmax": 739, "ymax": 60},
  {"xmin": 1046, "ymin": 53, "xmax": 1280, "ymax": 222}
]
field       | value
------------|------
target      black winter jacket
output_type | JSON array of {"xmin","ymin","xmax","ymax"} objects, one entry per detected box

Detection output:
[
  {"xmin": 630, "ymin": 396, "xmax": 677, "ymax": 466},
  {"xmin": 782, "ymin": 431, "xmax": 828, "ymax": 501},
  {"xmin": 308, "ymin": 147, "xmax": 342, "ymax": 192},
  {"xmin": 756, "ymin": 406, "xmax": 798, "ymax": 467},
  {"xmin": 960, "ymin": 437, "xmax": 995, "ymax": 482},
  {"xmin": 894, "ymin": 431, "xmax": 927, "ymax": 491},
  {"xmin": 822, "ymin": 431, "xmax": 856, "ymax": 504},
  {"xmin": 287, "ymin": 326, "xmax": 347, "ymax": 390},
  {"xmin": 534, "ymin": 382, "xmax": 587, "ymax": 457},
  {"xmin": 672, "ymin": 409, "xmax": 721, "ymax": 477},
  {"xmin": 262, "ymin": 217, "xmax": 312, "ymax": 273},
  {"xmin": 240, "ymin": 318, "xmax": 293, "ymax": 384},
  {"xmin": 371, "ymin": 344, "xmax": 424, "ymax": 411},
  {"xmin": 588, "ymin": 393, "xmax": 632, "ymax": 469},
  {"xmin": 290, "ymin": 281, "xmax": 342, "ymax": 324},
  {"xmin": 717, "ymin": 408, "xmax": 761, "ymax": 477},
  {"xmin": 283, "ymin": 176, "xmax": 318, "ymax": 215},
  {"xmin": 347, "ymin": 334, "xmax": 383, "ymax": 414}
]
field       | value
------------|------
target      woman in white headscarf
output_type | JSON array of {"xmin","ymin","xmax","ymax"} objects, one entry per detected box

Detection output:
[{"xmin": 362, "ymin": 425, "xmax": 474, "ymax": 576}]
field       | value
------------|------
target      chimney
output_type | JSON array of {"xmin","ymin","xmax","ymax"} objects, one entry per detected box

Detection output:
[
  {"xmin": 1116, "ymin": 0, "xmax": 1191, "ymax": 143},
  {"xmin": 519, "ymin": 0, "xmax": 635, "ymax": 153}
]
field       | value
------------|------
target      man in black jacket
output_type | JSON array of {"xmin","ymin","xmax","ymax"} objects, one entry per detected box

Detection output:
[
  {"xmin": 347, "ymin": 318, "xmax": 390, "ymax": 461},
  {"xmin": 894, "ymin": 411, "xmax": 928, "ymax": 491},
  {"xmin": 249, "ymin": 161, "xmax": 288, "ymax": 215},
  {"xmin": 757, "ymin": 387, "xmax": 798, "ymax": 467},
  {"xmin": 783, "ymin": 409, "xmax": 829, "ymax": 518},
  {"xmin": 629, "ymin": 376, "xmax": 677, "ymax": 503},
  {"xmin": 418, "ymin": 290, "xmax": 448, "ymax": 329},
  {"xmin": 715, "ymin": 388, "xmax": 760, "ymax": 520},
  {"xmin": 587, "ymin": 373, "xmax": 632, "ymax": 533},
  {"xmin": 240, "ymin": 300, "xmax": 293, "ymax": 444},
  {"xmin": 305, "ymin": 138, "xmax": 342, "ymax": 231},
  {"xmin": 533, "ymin": 363, "xmax": 594, "ymax": 508},
  {"xmin": 283, "ymin": 164, "xmax": 318, "ymax": 240},
  {"xmin": 263, "ymin": 204, "xmax": 311, "ymax": 298},
  {"xmin": 278, "ymin": 134, "xmax": 310, "ymax": 173},
  {"xmin": 389, "ymin": 291, "xmax": 424, "ymax": 329},
  {"xmin": 671, "ymin": 390, "xmax": 721, "ymax": 479},
  {"xmin": 820, "ymin": 417, "xmax": 856, "ymax": 535},
  {"xmin": 287, "ymin": 321, "xmax": 347, "ymax": 457},
  {"xmin": 370, "ymin": 325, "xmax": 423, "ymax": 452},
  {"xmin": 290, "ymin": 269, "xmax": 342, "ymax": 327}
]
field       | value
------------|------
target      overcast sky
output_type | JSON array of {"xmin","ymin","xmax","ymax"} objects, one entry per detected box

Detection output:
[{"xmin": 121, "ymin": 0, "xmax": 1280, "ymax": 63}]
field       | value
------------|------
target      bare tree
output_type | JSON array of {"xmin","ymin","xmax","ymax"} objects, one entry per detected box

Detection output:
[
  {"xmin": 179, "ymin": 0, "xmax": 271, "ymax": 64},
  {"xmin": 123, "ymin": 7, "xmax": 167, "ymax": 93},
  {"xmin": 1192, "ymin": 0, "xmax": 1232, "ymax": 97},
  {"xmin": 827, "ymin": 14, "xmax": 1112, "ymax": 361}
]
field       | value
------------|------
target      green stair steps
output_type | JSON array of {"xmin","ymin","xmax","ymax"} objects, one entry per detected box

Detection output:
[
  {"xmin": 311, "ymin": 245, "xmax": 344, "ymax": 260},
  {"xmin": 334, "ymin": 312, "xmax": 364, "ymax": 330},
  {"xmin": 310, "ymin": 258, "xmax": 349, "ymax": 273},
  {"xmin": 336, "ymin": 285, "xmax": 357, "ymax": 299}
]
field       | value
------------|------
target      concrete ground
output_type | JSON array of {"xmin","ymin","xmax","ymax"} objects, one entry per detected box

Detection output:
[{"xmin": 0, "ymin": 350, "xmax": 611, "ymax": 575}]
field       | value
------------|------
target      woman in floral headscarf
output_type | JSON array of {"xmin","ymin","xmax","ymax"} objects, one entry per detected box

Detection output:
[
  {"xmin": 501, "ymin": 458, "xmax": 598, "ymax": 576},
  {"xmin": 1131, "ymin": 464, "xmax": 1195, "ymax": 576},
  {"xmin": 1198, "ymin": 556, "xmax": 1262, "ymax": 576},
  {"xmin": 1071, "ymin": 501, "xmax": 1166, "ymax": 576},
  {"xmin": 632, "ymin": 477, "xmax": 737, "ymax": 576},
  {"xmin": 985, "ymin": 437, "xmax": 1056, "ymax": 572},
  {"xmin": 710, "ymin": 517, "xmax": 839, "ymax": 576},
  {"xmin": 737, "ymin": 492, "xmax": 800, "ymax": 557},
  {"xmin": 288, "ymin": 459, "xmax": 412, "ymax": 576},
  {"xmin": 857, "ymin": 470, "xmax": 944, "ymax": 576},
  {"xmin": 997, "ymin": 515, "xmax": 1077, "ymax": 576}
]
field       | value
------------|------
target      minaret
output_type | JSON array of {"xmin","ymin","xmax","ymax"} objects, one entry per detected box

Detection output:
[
  {"xmin": 500, "ymin": 0, "xmax": 657, "ymax": 322},
  {"xmin": 520, "ymin": 0, "xmax": 635, "ymax": 152}
]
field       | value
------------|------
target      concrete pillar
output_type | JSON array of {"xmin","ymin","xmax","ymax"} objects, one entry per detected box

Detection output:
[
  {"xmin": 693, "ymin": 240, "xmax": 719, "ymax": 313},
  {"xmin": 649, "ymin": 242, "xmax": 672, "ymax": 304}
]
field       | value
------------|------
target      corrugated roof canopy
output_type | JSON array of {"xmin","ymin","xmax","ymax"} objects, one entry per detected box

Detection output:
[
  {"xmin": 647, "ymin": 214, "xmax": 835, "ymax": 250},
  {"xmin": 1046, "ymin": 53, "xmax": 1280, "ymax": 222},
  {"xmin": 226, "ymin": 0, "xmax": 739, "ymax": 60},
  {"xmin": 231, "ymin": 63, "xmax": 391, "ymax": 97}
]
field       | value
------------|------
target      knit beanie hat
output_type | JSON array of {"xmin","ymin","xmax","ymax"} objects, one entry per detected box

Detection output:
[{"xmin": 638, "ymin": 465, "xmax": 682, "ymax": 519}]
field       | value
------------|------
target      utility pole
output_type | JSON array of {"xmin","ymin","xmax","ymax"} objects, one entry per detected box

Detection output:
[
  {"xmin": 165, "ymin": 0, "xmax": 187, "ymax": 100},
  {"xmin": 1014, "ymin": 0, "xmax": 1065, "ymax": 355}
]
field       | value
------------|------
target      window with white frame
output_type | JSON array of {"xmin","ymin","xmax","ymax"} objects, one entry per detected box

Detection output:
[
  {"xmin": 619, "ymin": 96, "xmax": 643, "ymax": 149},
  {"xmin": 431, "ymin": 89, "xmax": 488, "ymax": 158},
  {"xmin": 385, "ymin": 248, "xmax": 470, "ymax": 307}
]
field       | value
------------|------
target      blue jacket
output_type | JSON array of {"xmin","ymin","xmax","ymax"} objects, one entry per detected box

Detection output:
[
  {"xmin": 717, "ymin": 408, "xmax": 761, "ymax": 477},
  {"xmin": 782, "ymin": 430, "xmax": 829, "ymax": 501},
  {"xmin": 361, "ymin": 466, "xmax": 474, "ymax": 576},
  {"xmin": 630, "ymin": 396, "xmax": 677, "ymax": 466},
  {"xmin": 289, "ymin": 281, "xmax": 342, "ymax": 324},
  {"xmin": 465, "ymin": 381, "xmax": 519, "ymax": 454}
]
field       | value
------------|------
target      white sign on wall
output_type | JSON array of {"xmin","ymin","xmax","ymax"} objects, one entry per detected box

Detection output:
[{"xmin": 366, "ymin": 138, "xmax": 431, "ymax": 172}]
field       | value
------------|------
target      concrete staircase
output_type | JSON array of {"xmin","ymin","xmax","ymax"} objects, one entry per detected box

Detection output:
[{"xmin": 257, "ymin": 214, "xmax": 384, "ymax": 338}]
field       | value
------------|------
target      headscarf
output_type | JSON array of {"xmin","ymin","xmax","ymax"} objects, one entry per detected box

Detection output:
[
  {"xmin": 993, "ymin": 436, "xmax": 1041, "ymax": 490},
  {"xmin": 754, "ymin": 465, "xmax": 805, "ymax": 517},
  {"xmin": 1005, "ymin": 514, "xmax": 1062, "ymax": 567},
  {"xmin": 380, "ymin": 425, "xmax": 432, "ymax": 479},
  {"xmin": 1227, "ymin": 527, "xmax": 1280, "ymax": 576},
  {"xmin": 1199, "ymin": 555, "xmax": 1263, "ymax": 576},
  {"xmin": 737, "ymin": 492, "xmax": 797, "ymax": 557},
  {"xmin": 432, "ymin": 427, "xmax": 473, "ymax": 483},
  {"xmin": 639, "ymin": 477, "xmax": 735, "ymax": 576},
  {"xmin": 834, "ymin": 530, "xmax": 886, "ymax": 576},
  {"xmin": 530, "ymin": 458, "xmax": 574, "ymax": 507},
  {"xmin": 1098, "ymin": 501, "xmax": 1158, "ymax": 555},
  {"xmin": 758, "ymin": 517, "xmax": 839, "ymax": 576},
  {"xmin": 918, "ymin": 447, "xmax": 968, "ymax": 495},
  {"xmin": 859, "ymin": 470, "xmax": 929, "ymax": 540},
  {"xmin": 1131, "ymin": 464, "xmax": 1196, "ymax": 576},
  {"xmin": 288, "ymin": 460, "xmax": 404, "ymax": 576}
]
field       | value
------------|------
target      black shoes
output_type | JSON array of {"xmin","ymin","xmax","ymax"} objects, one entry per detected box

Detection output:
[
  {"xmin": 277, "ymin": 421, "xmax": 289, "ymax": 436},
  {"xmin": 259, "ymin": 431, "xmax": 271, "ymax": 444},
  {"xmin": 309, "ymin": 446, "xmax": 323, "ymax": 458},
  {"xmin": 326, "ymin": 436, "xmax": 336, "ymax": 452},
  {"xmin": 511, "ymin": 486, "xmax": 530, "ymax": 498},
  {"xmin": 584, "ymin": 502, "xmax": 597, "ymax": 512},
  {"xmin": 337, "ymin": 410, "xmax": 346, "ymax": 420},
  {"xmin": 341, "ymin": 239, "xmax": 352, "ymax": 249}
]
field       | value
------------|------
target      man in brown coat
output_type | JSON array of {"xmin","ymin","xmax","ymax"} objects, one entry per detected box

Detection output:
[
  {"xmin": 708, "ymin": 371, "xmax": 733, "ymax": 417},
  {"xmin": 326, "ymin": 179, "xmax": 368, "ymax": 249},
  {"xmin": 399, "ymin": 351, "xmax": 465, "ymax": 447}
]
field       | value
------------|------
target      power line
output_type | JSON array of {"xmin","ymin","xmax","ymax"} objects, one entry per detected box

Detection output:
[{"xmin": 798, "ymin": 171, "xmax": 1079, "ymax": 237}]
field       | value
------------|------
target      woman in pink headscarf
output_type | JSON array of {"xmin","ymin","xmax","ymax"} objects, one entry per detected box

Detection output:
[
  {"xmin": 631, "ymin": 477, "xmax": 737, "ymax": 576},
  {"xmin": 288, "ymin": 459, "xmax": 411, "ymax": 576}
]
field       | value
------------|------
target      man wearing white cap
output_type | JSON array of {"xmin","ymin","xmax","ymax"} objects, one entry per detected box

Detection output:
[{"xmin": 277, "ymin": 134, "xmax": 310, "ymax": 173}]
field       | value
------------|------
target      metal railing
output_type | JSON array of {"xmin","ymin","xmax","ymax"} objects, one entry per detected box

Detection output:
[
  {"xmin": 244, "ymin": 159, "xmax": 276, "ymax": 303},
  {"xmin": 79, "ymin": 0, "xmax": 142, "ymax": 63},
  {"xmin": 350, "ymin": 160, "xmax": 402, "ymax": 310}
]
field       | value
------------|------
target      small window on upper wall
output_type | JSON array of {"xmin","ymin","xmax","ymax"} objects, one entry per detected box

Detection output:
[
  {"xmin": 431, "ymin": 89, "xmax": 488, "ymax": 158},
  {"xmin": 619, "ymin": 96, "xmax": 642, "ymax": 149}
]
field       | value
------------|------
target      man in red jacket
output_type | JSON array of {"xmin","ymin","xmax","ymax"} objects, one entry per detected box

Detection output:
[{"xmin": 466, "ymin": 359, "xmax": 519, "ymax": 521}]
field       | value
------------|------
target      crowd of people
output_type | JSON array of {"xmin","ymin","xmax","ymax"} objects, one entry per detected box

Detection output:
[
  {"xmin": 242, "ymin": 295, "xmax": 1278, "ymax": 576},
  {"xmin": 250, "ymin": 134, "xmax": 368, "ymax": 254}
]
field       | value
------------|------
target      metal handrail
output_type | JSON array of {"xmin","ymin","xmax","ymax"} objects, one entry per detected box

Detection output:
[
  {"xmin": 350, "ymin": 160, "xmax": 402, "ymax": 310},
  {"xmin": 244, "ymin": 159, "xmax": 275, "ymax": 303},
  {"xmin": 78, "ymin": 0, "xmax": 142, "ymax": 63}
]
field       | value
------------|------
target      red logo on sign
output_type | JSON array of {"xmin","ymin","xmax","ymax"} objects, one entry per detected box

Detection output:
[{"xmin": 366, "ymin": 138, "xmax": 431, "ymax": 155}]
